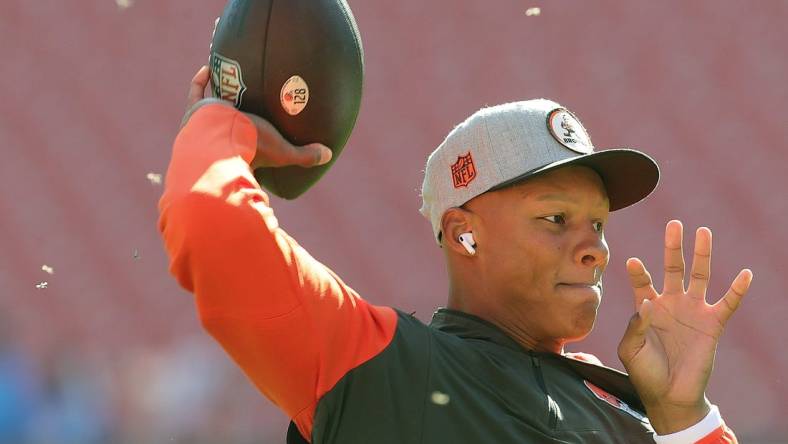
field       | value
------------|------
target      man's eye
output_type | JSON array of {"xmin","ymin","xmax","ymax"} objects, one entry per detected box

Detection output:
[
  {"xmin": 593, "ymin": 221, "xmax": 604, "ymax": 232},
  {"xmin": 543, "ymin": 215, "xmax": 566, "ymax": 225}
]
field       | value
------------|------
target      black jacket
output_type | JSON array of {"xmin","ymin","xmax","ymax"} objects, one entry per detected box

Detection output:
[{"xmin": 291, "ymin": 309, "xmax": 654, "ymax": 443}]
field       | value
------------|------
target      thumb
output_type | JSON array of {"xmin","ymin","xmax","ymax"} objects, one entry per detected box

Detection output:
[
  {"xmin": 618, "ymin": 299, "xmax": 653, "ymax": 365},
  {"xmin": 290, "ymin": 143, "xmax": 333, "ymax": 167},
  {"xmin": 187, "ymin": 66, "xmax": 211, "ymax": 109}
]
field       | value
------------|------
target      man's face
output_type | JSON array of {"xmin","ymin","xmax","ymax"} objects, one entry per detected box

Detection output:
[{"xmin": 463, "ymin": 165, "xmax": 610, "ymax": 350}]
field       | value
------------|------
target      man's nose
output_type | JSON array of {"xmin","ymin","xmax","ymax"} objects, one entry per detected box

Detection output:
[{"xmin": 576, "ymin": 232, "xmax": 609, "ymax": 269}]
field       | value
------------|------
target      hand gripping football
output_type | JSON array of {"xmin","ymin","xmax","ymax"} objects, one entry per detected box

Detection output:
[{"xmin": 209, "ymin": 0, "xmax": 364, "ymax": 199}]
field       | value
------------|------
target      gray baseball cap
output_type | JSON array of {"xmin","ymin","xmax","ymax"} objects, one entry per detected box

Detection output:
[{"xmin": 419, "ymin": 99, "xmax": 659, "ymax": 244}]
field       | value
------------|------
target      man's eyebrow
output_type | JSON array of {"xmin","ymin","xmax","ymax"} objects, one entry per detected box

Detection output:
[
  {"xmin": 530, "ymin": 192, "xmax": 610, "ymax": 208},
  {"xmin": 534, "ymin": 193, "xmax": 572, "ymax": 202}
]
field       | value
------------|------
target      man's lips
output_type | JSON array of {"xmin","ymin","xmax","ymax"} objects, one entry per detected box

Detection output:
[
  {"xmin": 558, "ymin": 282, "xmax": 600, "ymax": 288},
  {"xmin": 556, "ymin": 282, "xmax": 602, "ymax": 292}
]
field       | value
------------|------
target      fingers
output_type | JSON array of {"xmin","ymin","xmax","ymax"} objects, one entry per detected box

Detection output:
[
  {"xmin": 626, "ymin": 257, "xmax": 658, "ymax": 311},
  {"xmin": 687, "ymin": 227, "xmax": 712, "ymax": 298},
  {"xmin": 253, "ymin": 142, "xmax": 332, "ymax": 169},
  {"xmin": 288, "ymin": 143, "xmax": 333, "ymax": 167},
  {"xmin": 713, "ymin": 269, "xmax": 753, "ymax": 324},
  {"xmin": 663, "ymin": 220, "xmax": 685, "ymax": 294},
  {"xmin": 187, "ymin": 66, "xmax": 211, "ymax": 110},
  {"xmin": 245, "ymin": 114, "xmax": 332, "ymax": 168}
]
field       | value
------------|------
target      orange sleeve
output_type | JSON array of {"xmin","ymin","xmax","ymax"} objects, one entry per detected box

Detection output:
[{"xmin": 157, "ymin": 103, "xmax": 398, "ymax": 440}]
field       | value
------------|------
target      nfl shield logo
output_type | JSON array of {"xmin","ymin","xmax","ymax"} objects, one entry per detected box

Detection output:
[
  {"xmin": 451, "ymin": 152, "xmax": 477, "ymax": 188},
  {"xmin": 210, "ymin": 52, "xmax": 247, "ymax": 108}
]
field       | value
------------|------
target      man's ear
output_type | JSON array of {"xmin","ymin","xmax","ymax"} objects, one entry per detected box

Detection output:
[{"xmin": 441, "ymin": 207, "xmax": 476, "ymax": 256}]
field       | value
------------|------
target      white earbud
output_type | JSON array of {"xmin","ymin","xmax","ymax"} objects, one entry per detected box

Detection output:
[{"xmin": 458, "ymin": 232, "xmax": 477, "ymax": 255}]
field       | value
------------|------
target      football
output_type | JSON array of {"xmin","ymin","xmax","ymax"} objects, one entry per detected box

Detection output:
[{"xmin": 209, "ymin": 0, "xmax": 364, "ymax": 199}]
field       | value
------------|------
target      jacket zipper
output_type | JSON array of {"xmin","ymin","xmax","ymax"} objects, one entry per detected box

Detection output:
[{"xmin": 530, "ymin": 353, "xmax": 559, "ymax": 430}]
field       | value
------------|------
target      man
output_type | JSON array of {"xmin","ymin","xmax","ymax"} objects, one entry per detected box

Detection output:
[{"xmin": 159, "ymin": 66, "xmax": 753, "ymax": 443}]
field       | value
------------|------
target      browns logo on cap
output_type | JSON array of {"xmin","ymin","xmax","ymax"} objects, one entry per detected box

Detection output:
[{"xmin": 547, "ymin": 108, "xmax": 593, "ymax": 154}]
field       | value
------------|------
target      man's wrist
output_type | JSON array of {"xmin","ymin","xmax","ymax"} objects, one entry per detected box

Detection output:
[
  {"xmin": 653, "ymin": 404, "xmax": 724, "ymax": 443},
  {"xmin": 646, "ymin": 399, "xmax": 710, "ymax": 435},
  {"xmin": 181, "ymin": 97, "xmax": 236, "ymax": 129}
]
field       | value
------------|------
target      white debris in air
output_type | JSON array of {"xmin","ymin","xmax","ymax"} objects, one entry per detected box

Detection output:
[
  {"xmin": 525, "ymin": 7, "xmax": 541, "ymax": 16},
  {"xmin": 430, "ymin": 391, "xmax": 450, "ymax": 406},
  {"xmin": 36, "ymin": 282, "xmax": 48, "ymax": 289},
  {"xmin": 146, "ymin": 173, "xmax": 162, "ymax": 185},
  {"xmin": 41, "ymin": 265, "xmax": 54, "ymax": 274},
  {"xmin": 133, "ymin": 249, "xmax": 140, "ymax": 260},
  {"xmin": 116, "ymin": 0, "xmax": 134, "ymax": 9}
]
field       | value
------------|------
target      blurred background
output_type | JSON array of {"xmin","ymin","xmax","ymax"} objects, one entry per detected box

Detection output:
[{"xmin": 1, "ymin": 0, "xmax": 786, "ymax": 443}]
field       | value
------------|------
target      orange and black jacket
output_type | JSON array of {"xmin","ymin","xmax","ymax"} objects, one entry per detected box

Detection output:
[{"xmin": 158, "ymin": 104, "xmax": 738, "ymax": 444}]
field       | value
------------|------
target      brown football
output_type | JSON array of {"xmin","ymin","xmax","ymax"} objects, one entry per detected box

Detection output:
[{"xmin": 209, "ymin": 0, "xmax": 364, "ymax": 199}]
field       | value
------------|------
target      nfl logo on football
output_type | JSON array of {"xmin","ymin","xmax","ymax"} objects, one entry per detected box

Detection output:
[{"xmin": 210, "ymin": 52, "xmax": 247, "ymax": 107}]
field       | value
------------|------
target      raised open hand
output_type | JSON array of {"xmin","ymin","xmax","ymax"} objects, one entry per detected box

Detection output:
[{"xmin": 617, "ymin": 220, "xmax": 753, "ymax": 434}]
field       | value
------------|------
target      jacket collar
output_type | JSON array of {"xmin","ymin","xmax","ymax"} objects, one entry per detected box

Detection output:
[
  {"xmin": 428, "ymin": 307, "xmax": 645, "ymax": 412},
  {"xmin": 429, "ymin": 308, "xmax": 530, "ymax": 354}
]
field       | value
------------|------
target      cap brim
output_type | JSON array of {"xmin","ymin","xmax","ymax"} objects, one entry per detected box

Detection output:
[{"xmin": 487, "ymin": 149, "xmax": 659, "ymax": 211}]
